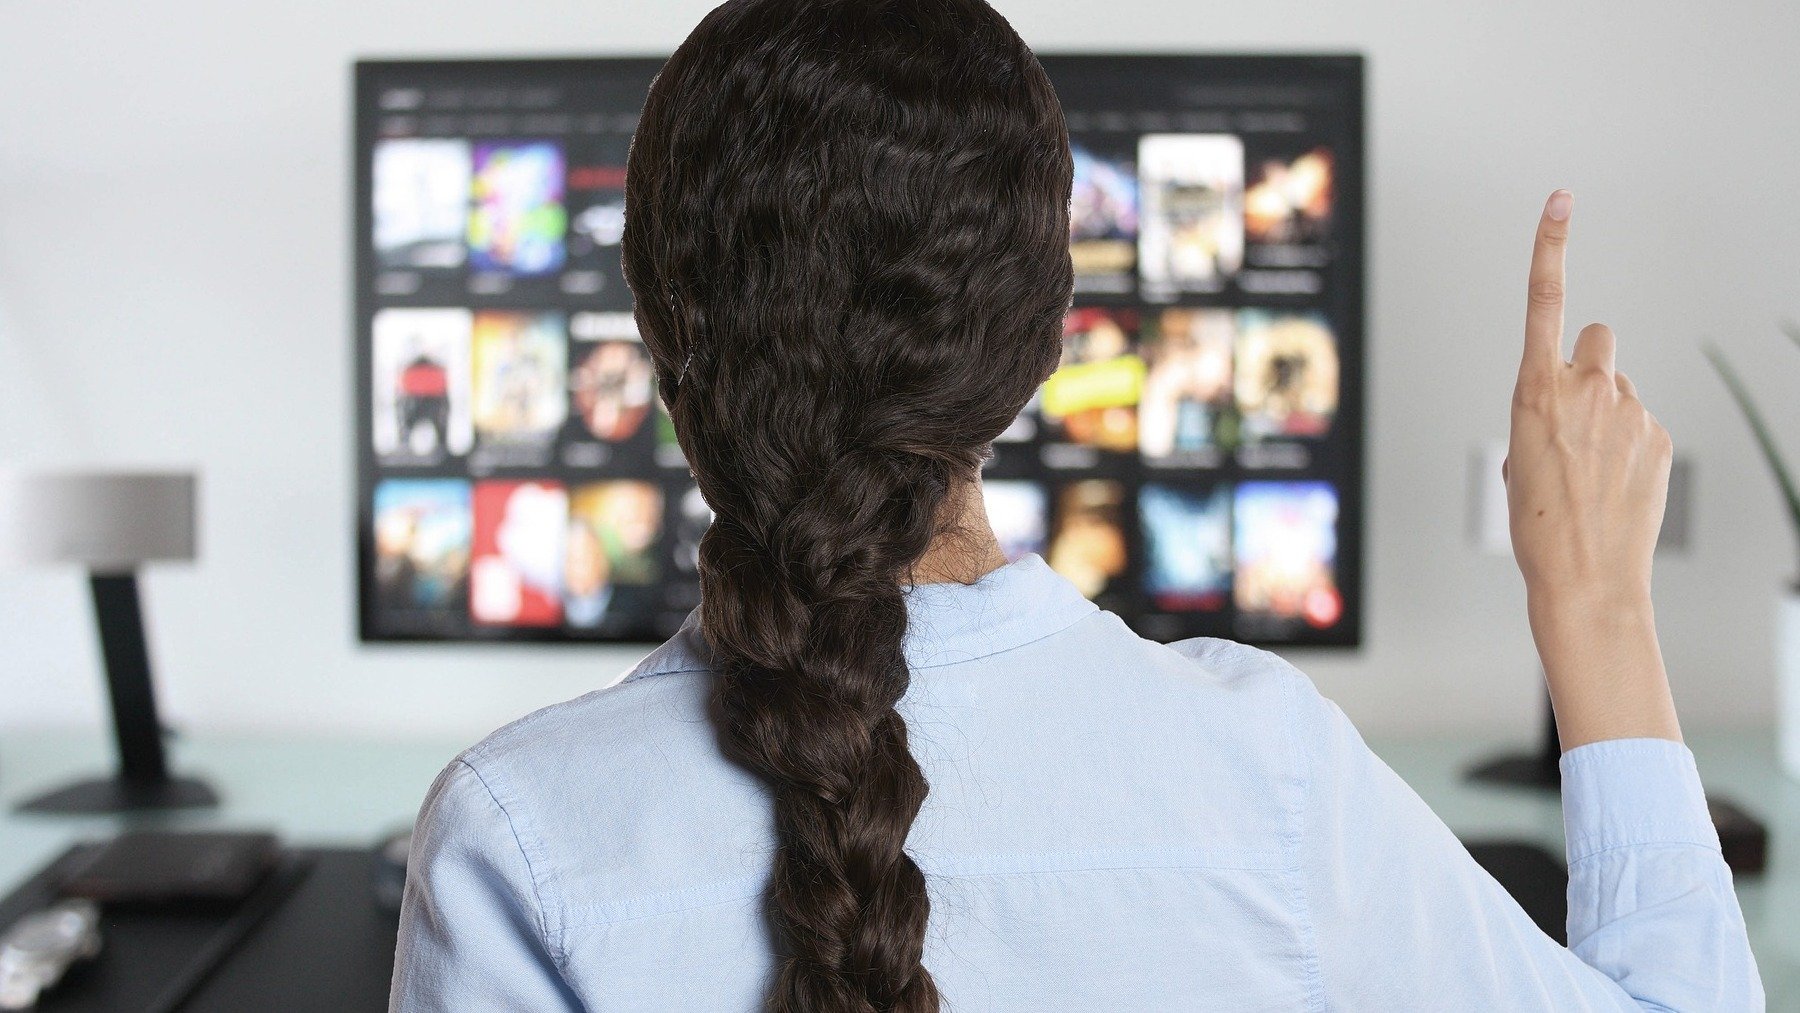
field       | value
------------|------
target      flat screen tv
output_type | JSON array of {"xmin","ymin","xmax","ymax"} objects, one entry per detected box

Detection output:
[{"xmin": 355, "ymin": 55, "xmax": 1365, "ymax": 647}]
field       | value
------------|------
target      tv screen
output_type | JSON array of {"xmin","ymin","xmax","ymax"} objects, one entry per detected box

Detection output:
[{"xmin": 355, "ymin": 55, "xmax": 1364, "ymax": 647}]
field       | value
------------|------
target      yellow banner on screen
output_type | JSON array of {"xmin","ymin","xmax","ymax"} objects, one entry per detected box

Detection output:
[{"xmin": 1041, "ymin": 355, "xmax": 1146, "ymax": 418}]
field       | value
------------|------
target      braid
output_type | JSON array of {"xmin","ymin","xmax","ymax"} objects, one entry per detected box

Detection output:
[
  {"xmin": 622, "ymin": 2, "xmax": 1072, "ymax": 1009},
  {"xmin": 704, "ymin": 449, "xmax": 955, "ymax": 1011}
]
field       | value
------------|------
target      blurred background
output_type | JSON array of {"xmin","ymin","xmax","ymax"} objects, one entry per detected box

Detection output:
[
  {"xmin": 3, "ymin": 1, "xmax": 1799, "ymax": 1007},
  {"xmin": 3, "ymin": 0, "xmax": 1796, "ymax": 741}
]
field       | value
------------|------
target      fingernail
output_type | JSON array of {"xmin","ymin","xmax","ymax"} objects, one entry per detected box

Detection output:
[{"xmin": 1546, "ymin": 189, "xmax": 1573, "ymax": 221}]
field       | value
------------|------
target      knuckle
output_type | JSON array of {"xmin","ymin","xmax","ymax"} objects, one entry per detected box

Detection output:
[
  {"xmin": 1537, "ymin": 226, "xmax": 1567, "ymax": 248},
  {"xmin": 1527, "ymin": 279, "xmax": 1565, "ymax": 307},
  {"xmin": 1513, "ymin": 376, "xmax": 1551, "ymax": 409}
]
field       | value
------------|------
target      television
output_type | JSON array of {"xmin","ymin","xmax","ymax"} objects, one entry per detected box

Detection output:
[{"xmin": 355, "ymin": 55, "xmax": 1365, "ymax": 647}]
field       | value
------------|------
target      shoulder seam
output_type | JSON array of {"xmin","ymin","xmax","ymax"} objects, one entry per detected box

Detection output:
[
  {"xmin": 622, "ymin": 665, "xmax": 711, "ymax": 684},
  {"xmin": 455, "ymin": 757, "xmax": 570, "ymax": 972}
]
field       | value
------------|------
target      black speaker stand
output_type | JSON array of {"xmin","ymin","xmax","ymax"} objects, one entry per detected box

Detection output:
[{"xmin": 15, "ymin": 572, "xmax": 219, "ymax": 815}]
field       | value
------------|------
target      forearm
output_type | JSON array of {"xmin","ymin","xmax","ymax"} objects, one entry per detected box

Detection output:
[{"xmin": 1528, "ymin": 590, "xmax": 1681, "ymax": 751}]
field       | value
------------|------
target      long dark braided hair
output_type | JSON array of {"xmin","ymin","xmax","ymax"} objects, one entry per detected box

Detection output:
[{"xmin": 622, "ymin": 2, "xmax": 1071, "ymax": 1008}]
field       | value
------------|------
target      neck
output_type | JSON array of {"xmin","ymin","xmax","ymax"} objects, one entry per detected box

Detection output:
[{"xmin": 912, "ymin": 478, "xmax": 1007, "ymax": 586}]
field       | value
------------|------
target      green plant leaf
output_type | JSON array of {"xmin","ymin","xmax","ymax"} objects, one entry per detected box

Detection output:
[{"xmin": 1705, "ymin": 343, "xmax": 1800, "ymax": 542}]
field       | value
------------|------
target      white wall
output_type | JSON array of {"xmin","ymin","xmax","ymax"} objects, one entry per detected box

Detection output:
[{"xmin": 2, "ymin": 0, "xmax": 1797, "ymax": 741}]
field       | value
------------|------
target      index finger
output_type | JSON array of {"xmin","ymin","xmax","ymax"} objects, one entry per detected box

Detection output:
[{"xmin": 1522, "ymin": 189, "xmax": 1574, "ymax": 380}]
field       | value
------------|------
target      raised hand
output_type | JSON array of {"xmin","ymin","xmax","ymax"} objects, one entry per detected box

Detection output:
[{"xmin": 1504, "ymin": 190, "xmax": 1682, "ymax": 749}]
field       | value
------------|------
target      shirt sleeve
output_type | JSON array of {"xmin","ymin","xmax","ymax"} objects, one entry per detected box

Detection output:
[
  {"xmin": 1560, "ymin": 738, "xmax": 1761, "ymax": 1008},
  {"xmin": 390, "ymin": 758, "xmax": 584, "ymax": 1012},
  {"xmin": 1288, "ymin": 671, "xmax": 1762, "ymax": 1011}
]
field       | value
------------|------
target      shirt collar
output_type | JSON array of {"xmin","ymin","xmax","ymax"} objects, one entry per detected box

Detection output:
[
  {"xmin": 626, "ymin": 553, "xmax": 1096, "ymax": 680},
  {"xmin": 900, "ymin": 553, "xmax": 1097, "ymax": 668}
]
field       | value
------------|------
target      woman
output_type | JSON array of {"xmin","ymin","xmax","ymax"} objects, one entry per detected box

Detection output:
[{"xmin": 390, "ymin": 1, "xmax": 1761, "ymax": 1009}]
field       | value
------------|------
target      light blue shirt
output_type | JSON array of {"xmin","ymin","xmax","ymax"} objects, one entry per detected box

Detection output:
[{"xmin": 391, "ymin": 554, "xmax": 1761, "ymax": 1010}]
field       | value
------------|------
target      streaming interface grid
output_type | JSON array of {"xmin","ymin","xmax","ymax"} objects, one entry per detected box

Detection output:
[{"xmin": 356, "ymin": 57, "xmax": 1365, "ymax": 645}]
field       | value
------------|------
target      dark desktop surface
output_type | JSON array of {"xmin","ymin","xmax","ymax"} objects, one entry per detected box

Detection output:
[
  {"xmin": 1463, "ymin": 841, "xmax": 1568, "ymax": 944},
  {"xmin": 0, "ymin": 846, "xmax": 396, "ymax": 1012}
]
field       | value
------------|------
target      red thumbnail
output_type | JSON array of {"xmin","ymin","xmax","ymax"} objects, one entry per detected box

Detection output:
[{"xmin": 470, "ymin": 480, "xmax": 567, "ymax": 627}]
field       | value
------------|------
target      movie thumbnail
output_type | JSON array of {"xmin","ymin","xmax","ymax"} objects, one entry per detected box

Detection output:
[
  {"xmin": 656, "ymin": 401, "xmax": 683, "ymax": 457},
  {"xmin": 1139, "ymin": 484, "xmax": 1231, "ymax": 611},
  {"xmin": 1139, "ymin": 309, "xmax": 1237, "ymax": 461},
  {"xmin": 1234, "ymin": 310, "xmax": 1339, "ymax": 440},
  {"xmin": 1048, "ymin": 480, "xmax": 1128, "ymax": 600},
  {"xmin": 468, "ymin": 141, "xmax": 568, "ymax": 276},
  {"xmin": 471, "ymin": 480, "xmax": 567, "ymax": 627},
  {"xmin": 571, "ymin": 196, "xmax": 626, "ymax": 252},
  {"xmin": 981, "ymin": 480, "xmax": 1048, "ymax": 563},
  {"xmin": 996, "ymin": 391, "xmax": 1041, "ymax": 444},
  {"xmin": 568, "ymin": 312, "xmax": 655, "ymax": 444},
  {"xmin": 1233, "ymin": 481, "xmax": 1341, "ymax": 628},
  {"xmin": 1041, "ymin": 308, "xmax": 1144, "ymax": 453},
  {"xmin": 472, "ymin": 311, "xmax": 568, "ymax": 447},
  {"xmin": 565, "ymin": 481, "xmax": 664, "ymax": 630},
  {"xmin": 566, "ymin": 162, "xmax": 628, "ymax": 255},
  {"xmin": 1244, "ymin": 147, "xmax": 1334, "ymax": 246},
  {"xmin": 372, "ymin": 138, "xmax": 471, "ymax": 270},
  {"xmin": 372, "ymin": 479, "xmax": 471, "ymax": 618},
  {"xmin": 371, "ymin": 308, "xmax": 474, "ymax": 463},
  {"xmin": 673, "ymin": 484, "xmax": 713, "ymax": 575},
  {"xmin": 1137, "ymin": 134, "xmax": 1245, "ymax": 299},
  {"xmin": 1070, "ymin": 144, "xmax": 1138, "ymax": 290},
  {"xmin": 564, "ymin": 158, "xmax": 630, "ymax": 303}
]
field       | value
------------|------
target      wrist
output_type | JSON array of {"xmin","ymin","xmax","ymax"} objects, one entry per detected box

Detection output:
[
  {"xmin": 1524, "ymin": 591, "xmax": 1680, "ymax": 750},
  {"xmin": 1528, "ymin": 587, "xmax": 1658, "ymax": 677},
  {"xmin": 1526, "ymin": 580, "xmax": 1654, "ymax": 628}
]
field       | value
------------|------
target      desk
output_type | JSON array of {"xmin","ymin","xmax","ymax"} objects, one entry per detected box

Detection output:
[{"xmin": 2, "ymin": 729, "xmax": 1796, "ymax": 1005}]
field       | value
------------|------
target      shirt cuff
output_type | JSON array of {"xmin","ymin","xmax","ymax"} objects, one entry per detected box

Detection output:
[{"xmin": 1559, "ymin": 737, "xmax": 1719, "ymax": 865}]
